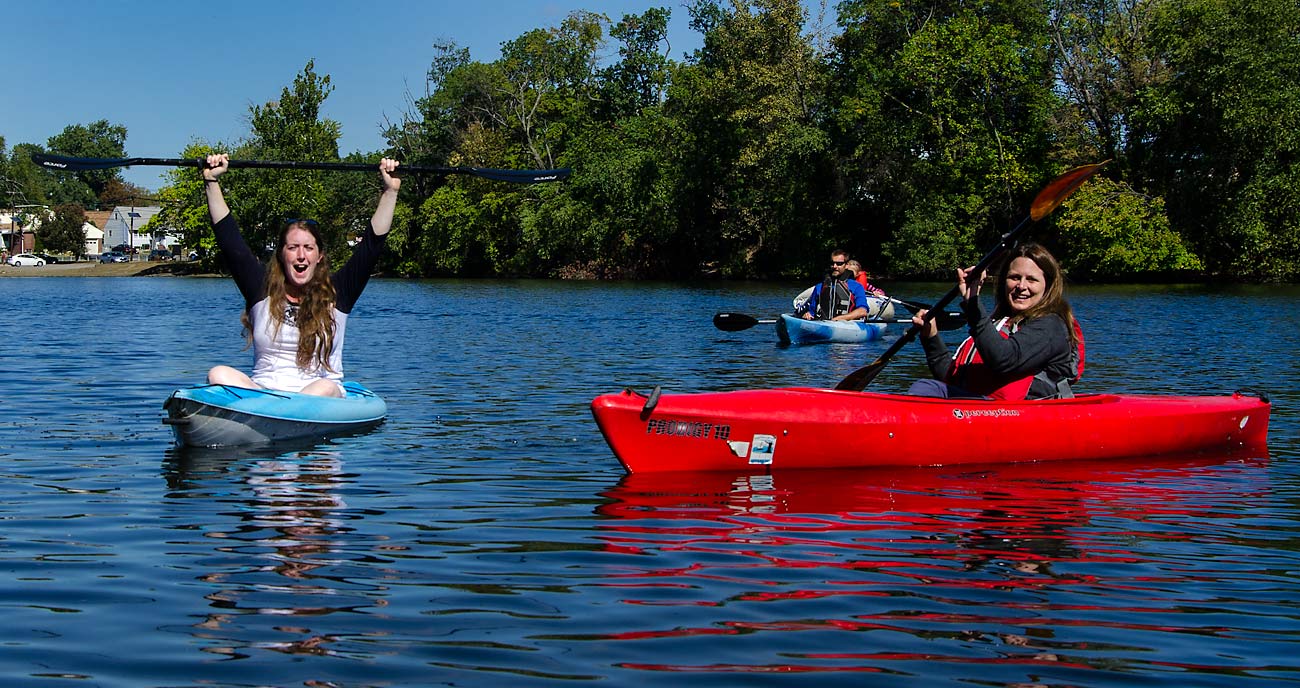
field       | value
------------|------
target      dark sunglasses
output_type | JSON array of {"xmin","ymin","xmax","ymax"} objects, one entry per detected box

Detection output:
[
  {"xmin": 283, "ymin": 218, "xmax": 319, "ymax": 227},
  {"xmin": 831, "ymin": 260, "xmax": 847, "ymax": 266}
]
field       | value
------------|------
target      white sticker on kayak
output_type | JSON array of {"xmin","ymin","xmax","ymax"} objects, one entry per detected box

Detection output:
[
  {"xmin": 728, "ymin": 441, "xmax": 751, "ymax": 457},
  {"xmin": 749, "ymin": 434, "xmax": 777, "ymax": 465}
]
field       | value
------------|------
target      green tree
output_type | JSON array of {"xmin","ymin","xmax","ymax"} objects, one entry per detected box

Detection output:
[
  {"xmin": 230, "ymin": 60, "xmax": 344, "ymax": 259},
  {"xmin": 668, "ymin": 0, "xmax": 835, "ymax": 278},
  {"xmin": 401, "ymin": 12, "xmax": 609, "ymax": 276},
  {"xmin": 384, "ymin": 40, "xmax": 469, "ymax": 202},
  {"xmin": 45, "ymin": 120, "xmax": 128, "ymax": 207},
  {"xmin": 151, "ymin": 142, "xmax": 220, "ymax": 264},
  {"xmin": 495, "ymin": 11, "xmax": 605, "ymax": 169},
  {"xmin": 1054, "ymin": 176, "xmax": 1201, "ymax": 278},
  {"xmin": 151, "ymin": 61, "xmax": 352, "ymax": 270},
  {"xmin": 1, "ymin": 143, "xmax": 54, "ymax": 209},
  {"xmin": 530, "ymin": 109, "xmax": 683, "ymax": 277},
  {"xmin": 39, "ymin": 203, "xmax": 89, "ymax": 257},
  {"xmin": 831, "ymin": 0, "xmax": 1058, "ymax": 276},
  {"xmin": 1139, "ymin": 0, "xmax": 1300, "ymax": 280},
  {"xmin": 1047, "ymin": 0, "xmax": 1166, "ymax": 171},
  {"xmin": 597, "ymin": 8, "xmax": 673, "ymax": 119},
  {"xmin": 518, "ymin": 8, "xmax": 680, "ymax": 278}
]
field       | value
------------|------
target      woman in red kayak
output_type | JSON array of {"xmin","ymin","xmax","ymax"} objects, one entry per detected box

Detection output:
[
  {"xmin": 908, "ymin": 243, "xmax": 1081, "ymax": 400},
  {"xmin": 201, "ymin": 153, "xmax": 401, "ymax": 397}
]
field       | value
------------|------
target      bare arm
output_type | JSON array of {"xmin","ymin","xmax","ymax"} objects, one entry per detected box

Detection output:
[
  {"xmin": 202, "ymin": 153, "xmax": 231, "ymax": 224},
  {"xmin": 370, "ymin": 158, "xmax": 401, "ymax": 236}
]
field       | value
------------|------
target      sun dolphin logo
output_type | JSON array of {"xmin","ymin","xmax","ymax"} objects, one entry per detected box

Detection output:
[
  {"xmin": 952, "ymin": 409, "xmax": 964, "ymax": 419},
  {"xmin": 43, "ymin": 161, "xmax": 68, "ymax": 168}
]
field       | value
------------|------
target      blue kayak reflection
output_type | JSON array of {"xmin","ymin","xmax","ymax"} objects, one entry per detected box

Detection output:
[{"xmin": 162, "ymin": 442, "xmax": 386, "ymax": 660}]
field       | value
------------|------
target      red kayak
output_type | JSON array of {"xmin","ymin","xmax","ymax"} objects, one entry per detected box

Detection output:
[{"xmin": 590, "ymin": 387, "xmax": 1269, "ymax": 473}]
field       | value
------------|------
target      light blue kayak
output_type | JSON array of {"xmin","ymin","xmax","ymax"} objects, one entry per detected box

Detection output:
[
  {"xmin": 776, "ymin": 313, "xmax": 887, "ymax": 345},
  {"xmin": 162, "ymin": 381, "xmax": 387, "ymax": 447}
]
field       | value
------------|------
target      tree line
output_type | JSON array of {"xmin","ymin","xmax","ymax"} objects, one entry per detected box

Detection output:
[{"xmin": 3, "ymin": 0, "xmax": 1297, "ymax": 281}]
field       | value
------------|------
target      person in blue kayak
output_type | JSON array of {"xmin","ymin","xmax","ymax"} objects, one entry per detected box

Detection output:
[
  {"xmin": 844, "ymin": 259, "xmax": 887, "ymax": 298},
  {"xmin": 794, "ymin": 248, "xmax": 871, "ymax": 321},
  {"xmin": 907, "ymin": 242, "xmax": 1083, "ymax": 400},
  {"xmin": 200, "ymin": 152, "xmax": 401, "ymax": 397}
]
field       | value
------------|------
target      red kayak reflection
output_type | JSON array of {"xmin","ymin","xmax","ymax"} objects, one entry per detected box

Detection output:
[
  {"xmin": 600, "ymin": 450, "xmax": 1268, "ymax": 523},
  {"xmin": 591, "ymin": 450, "xmax": 1271, "ymax": 668}
]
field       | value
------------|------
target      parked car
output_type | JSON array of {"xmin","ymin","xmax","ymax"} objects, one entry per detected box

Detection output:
[
  {"xmin": 148, "ymin": 249, "xmax": 172, "ymax": 261},
  {"xmin": 110, "ymin": 243, "xmax": 138, "ymax": 255},
  {"xmin": 33, "ymin": 252, "xmax": 61, "ymax": 264},
  {"xmin": 99, "ymin": 251, "xmax": 128, "ymax": 263},
  {"xmin": 7, "ymin": 253, "xmax": 46, "ymax": 266}
]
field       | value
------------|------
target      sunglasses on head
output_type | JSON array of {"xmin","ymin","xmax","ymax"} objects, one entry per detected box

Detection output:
[{"xmin": 284, "ymin": 218, "xmax": 319, "ymax": 227}]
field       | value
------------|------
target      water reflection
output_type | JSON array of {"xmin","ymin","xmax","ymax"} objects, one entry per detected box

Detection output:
[
  {"xmin": 2, "ymin": 277, "xmax": 1297, "ymax": 685},
  {"xmin": 593, "ymin": 453, "xmax": 1274, "ymax": 676},
  {"xmin": 162, "ymin": 443, "xmax": 388, "ymax": 660}
]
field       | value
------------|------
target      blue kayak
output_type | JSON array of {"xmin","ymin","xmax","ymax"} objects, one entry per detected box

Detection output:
[
  {"xmin": 162, "ymin": 381, "xmax": 387, "ymax": 447},
  {"xmin": 776, "ymin": 313, "xmax": 887, "ymax": 345}
]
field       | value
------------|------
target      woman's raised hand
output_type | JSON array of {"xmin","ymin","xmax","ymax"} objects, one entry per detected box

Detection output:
[
  {"xmin": 379, "ymin": 158, "xmax": 401, "ymax": 192},
  {"xmin": 203, "ymin": 153, "xmax": 229, "ymax": 180}
]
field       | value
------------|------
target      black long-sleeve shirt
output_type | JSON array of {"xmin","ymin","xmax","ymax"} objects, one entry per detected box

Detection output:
[{"xmin": 920, "ymin": 298, "xmax": 1074, "ymax": 397}]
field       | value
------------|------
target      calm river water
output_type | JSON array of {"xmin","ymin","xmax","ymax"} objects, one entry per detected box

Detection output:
[{"xmin": 1, "ymin": 276, "xmax": 1298, "ymax": 687}]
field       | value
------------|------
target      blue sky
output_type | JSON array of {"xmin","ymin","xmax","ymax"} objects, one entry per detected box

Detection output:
[{"xmin": 4, "ymin": 1, "xmax": 718, "ymax": 190}]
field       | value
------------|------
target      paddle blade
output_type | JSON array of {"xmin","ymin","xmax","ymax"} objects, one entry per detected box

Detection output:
[
  {"xmin": 33, "ymin": 153, "xmax": 141, "ymax": 171},
  {"xmin": 833, "ymin": 358, "xmax": 887, "ymax": 391},
  {"xmin": 713, "ymin": 312, "xmax": 761, "ymax": 332},
  {"xmin": 1030, "ymin": 161, "xmax": 1109, "ymax": 221},
  {"xmin": 468, "ymin": 167, "xmax": 571, "ymax": 184},
  {"xmin": 934, "ymin": 311, "xmax": 967, "ymax": 331}
]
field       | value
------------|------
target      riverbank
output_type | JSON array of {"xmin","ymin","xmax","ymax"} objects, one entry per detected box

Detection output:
[{"xmin": 0, "ymin": 260, "xmax": 207, "ymax": 277}]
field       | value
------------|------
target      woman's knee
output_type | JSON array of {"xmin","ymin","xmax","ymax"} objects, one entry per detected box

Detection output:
[
  {"xmin": 907, "ymin": 378, "xmax": 950, "ymax": 397},
  {"xmin": 207, "ymin": 365, "xmax": 253, "ymax": 387},
  {"xmin": 300, "ymin": 379, "xmax": 344, "ymax": 398}
]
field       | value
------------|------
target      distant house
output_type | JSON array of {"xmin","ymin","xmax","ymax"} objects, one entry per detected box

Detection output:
[
  {"xmin": 82, "ymin": 223, "xmax": 106, "ymax": 256},
  {"xmin": 84, "ymin": 210, "xmax": 111, "ymax": 257},
  {"xmin": 1, "ymin": 208, "xmax": 42, "ymax": 254},
  {"xmin": 103, "ymin": 206, "xmax": 182, "ymax": 252}
]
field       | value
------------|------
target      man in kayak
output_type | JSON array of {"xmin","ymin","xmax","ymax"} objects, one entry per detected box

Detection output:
[
  {"xmin": 794, "ymin": 249, "xmax": 871, "ymax": 321},
  {"xmin": 200, "ymin": 153, "xmax": 401, "ymax": 397},
  {"xmin": 907, "ymin": 243, "xmax": 1080, "ymax": 400}
]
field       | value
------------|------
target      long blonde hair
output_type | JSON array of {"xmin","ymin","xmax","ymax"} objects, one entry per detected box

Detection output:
[{"xmin": 242, "ymin": 220, "xmax": 338, "ymax": 371}]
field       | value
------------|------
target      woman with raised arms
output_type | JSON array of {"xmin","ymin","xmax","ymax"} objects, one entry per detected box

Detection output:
[{"xmin": 200, "ymin": 153, "xmax": 400, "ymax": 397}]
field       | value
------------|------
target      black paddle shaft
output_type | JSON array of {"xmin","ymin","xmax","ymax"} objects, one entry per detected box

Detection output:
[{"xmin": 32, "ymin": 153, "xmax": 570, "ymax": 184}]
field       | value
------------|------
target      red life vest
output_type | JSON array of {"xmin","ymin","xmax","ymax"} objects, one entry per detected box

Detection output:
[
  {"xmin": 948, "ymin": 316, "xmax": 1085, "ymax": 400},
  {"xmin": 853, "ymin": 272, "xmax": 886, "ymax": 297}
]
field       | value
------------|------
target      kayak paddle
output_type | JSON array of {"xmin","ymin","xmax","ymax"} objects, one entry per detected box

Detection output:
[
  {"xmin": 713, "ymin": 312, "xmax": 965, "ymax": 332},
  {"xmin": 32, "ymin": 153, "xmax": 570, "ymax": 185},
  {"xmin": 833, "ymin": 161, "xmax": 1108, "ymax": 392}
]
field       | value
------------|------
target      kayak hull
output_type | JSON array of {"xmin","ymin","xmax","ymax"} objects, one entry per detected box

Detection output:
[
  {"xmin": 590, "ymin": 387, "xmax": 1269, "ymax": 473},
  {"xmin": 777, "ymin": 313, "xmax": 887, "ymax": 345},
  {"xmin": 163, "ymin": 382, "xmax": 387, "ymax": 447}
]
